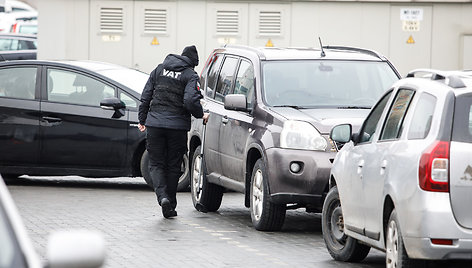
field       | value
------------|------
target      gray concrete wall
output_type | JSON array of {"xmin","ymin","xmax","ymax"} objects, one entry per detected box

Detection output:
[{"xmin": 37, "ymin": 0, "xmax": 472, "ymax": 75}]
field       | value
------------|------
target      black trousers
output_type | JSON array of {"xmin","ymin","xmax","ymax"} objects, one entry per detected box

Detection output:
[{"xmin": 146, "ymin": 127, "xmax": 187, "ymax": 209}]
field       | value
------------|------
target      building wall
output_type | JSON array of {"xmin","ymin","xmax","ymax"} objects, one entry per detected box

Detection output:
[{"xmin": 37, "ymin": 0, "xmax": 472, "ymax": 75}]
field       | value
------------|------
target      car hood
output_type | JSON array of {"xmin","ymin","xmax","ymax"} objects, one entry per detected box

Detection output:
[{"xmin": 268, "ymin": 107, "xmax": 370, "ymax": 134}]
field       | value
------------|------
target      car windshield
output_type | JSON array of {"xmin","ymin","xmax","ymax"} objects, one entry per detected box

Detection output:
[
  {"xmin": 262, "ymin": 60, "xmax": 398, "ymax": 109},
  {"xmin": 97, "ymin": 68, "xmax": 149, "ymax": 94}
]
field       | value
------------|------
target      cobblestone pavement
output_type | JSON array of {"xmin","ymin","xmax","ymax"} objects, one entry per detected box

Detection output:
[{"xmin": 5, "ymin": 176, "xmax": 471, "ymax": 268}]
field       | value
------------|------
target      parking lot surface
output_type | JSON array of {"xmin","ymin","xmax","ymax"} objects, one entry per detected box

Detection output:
[{"xmin": 5, "ymin": 176, "xmax": 470, "ymax": 268}]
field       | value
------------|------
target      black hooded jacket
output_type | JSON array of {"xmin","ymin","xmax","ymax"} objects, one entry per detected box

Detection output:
[{"xmin": 138, "ymin": 46, "xmax": 203, "ymax": 131}]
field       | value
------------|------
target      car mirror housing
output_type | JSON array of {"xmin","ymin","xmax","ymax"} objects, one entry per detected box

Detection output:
[
  {"xmin": 330, "ymin": 124, "xmax": 352, "ymax": 143},
  {"xmin": 47, "ymin": 230, "xmax": 106, "ymax": 268},
  {"xmin": 224, "ymin": 94, "xmax": 248, "ymax": 112},
  {"xmin": 100, "ymin": 97, "xmax": 126, "ymax": 110}
]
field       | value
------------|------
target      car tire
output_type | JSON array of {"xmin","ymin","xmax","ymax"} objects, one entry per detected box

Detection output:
[
  {"xmin": 386, "ymin": 209, "xmax": 426, "ymax": 268},
  {"xmin": 190, "ymin": 146, "xmax": 224, "ymax": 212},
  {"xmin": 322, "ymin": 186, "xmax": 370, "ymax": 262},
  {"xmin": 250, "ymin": 159, "xmax": 286, "ymax": 231},
  {"xmin": 140, "ymin": 150, "xmax": 190, "ymax": 191}
]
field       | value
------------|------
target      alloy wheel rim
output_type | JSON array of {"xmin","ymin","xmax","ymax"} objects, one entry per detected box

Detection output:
[
  {"xmin": 192, "ymin": 155, "xmax": 202, "ymax": 201},
  {"xmin": 252, "ymin": 169, "xmax": 263, "ymax": 221},
  {"xmin": 386, "ymin": 220, "xmax": 399, "ymax": 268}
]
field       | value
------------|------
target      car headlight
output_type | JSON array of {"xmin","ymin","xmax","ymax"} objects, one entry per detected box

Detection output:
[{"xmin": 280, "ymin": 120, "xmax": 327, "ymax": 151}]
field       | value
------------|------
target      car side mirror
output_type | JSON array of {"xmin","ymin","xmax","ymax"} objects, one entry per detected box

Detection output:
[
  {"xmin": 100, "ymin": 97, "xmax": 126, "ymax": 118},
  {"xmin": 224, "ymin": 94, "xmax": 248, "ymax": 112},
  {"xmin": 330, "ymin": 124, "xmax": 352, "ymax": 143},
  {"xmin": 47, "ymin": 230, "xmax": 106, "ymax": 268}
]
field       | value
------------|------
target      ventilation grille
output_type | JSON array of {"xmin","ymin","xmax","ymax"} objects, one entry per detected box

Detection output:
[
  {"xmin": 144, "ymin": 9, "xmax": 167, "ymax": 34},
  {"xmin": 259, "ymin": 11, "xmax": 281, "ymax": 36},
  {"xmin": 100, "ymin": 7, "xmax": 123, "ymax": 33},
  {"xmin": 216, "ymin": 10, "xmax": 239, "ymax": 35}
]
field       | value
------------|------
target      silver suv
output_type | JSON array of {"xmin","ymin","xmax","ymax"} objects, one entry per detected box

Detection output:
[
  {"xmin": 189, "ymin": 45, "xmax": 399, "ymax": 231},
  {"xmin": 325, "ymin": 69, "xmax": 472, "ymax": 267}
]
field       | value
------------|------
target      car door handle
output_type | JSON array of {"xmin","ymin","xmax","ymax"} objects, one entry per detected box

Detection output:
[
  {"xmin": 221, "ymin": 116, "xmax": 229, "ymax": 125},
  {"xmin": 380, "ymin": 160, "xmax": 388, "ymax": 175},
  {"xmin": 41, "ymin": 116, "xmax": 62, "ymax": 123},
  {"xmin": 358, "ymin": 159, "xmax": 365, "ymax": 168},
  {"xmin": 357, "ymin": 159, "xmax": 364, "ymax": 176}
]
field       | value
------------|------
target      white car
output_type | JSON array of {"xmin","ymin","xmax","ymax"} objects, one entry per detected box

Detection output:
[
  {"xmin": 323, "ymin": 69, "xmax": 472, "ymax": 267},
  {"xmin": 0, "ymin": 0, "xmax": 37, "ymax": 33},
  {"xmin": 0, "ymin": 176, "xmax": 106, "ymax": 268}
]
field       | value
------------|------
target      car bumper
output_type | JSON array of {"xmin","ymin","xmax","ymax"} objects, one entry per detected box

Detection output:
[
  {"xmin": 265, "ymin": 147, "xmax": 333, "ymax": 206},
  {"xmin": 402, "ymin": 192, "xmax": 472, "ymax": 260}
]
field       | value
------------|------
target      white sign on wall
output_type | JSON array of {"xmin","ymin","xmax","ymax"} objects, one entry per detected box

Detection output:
[{"xmin": 400, "ymin": 8, "xmax": 423, "ymax": 21}]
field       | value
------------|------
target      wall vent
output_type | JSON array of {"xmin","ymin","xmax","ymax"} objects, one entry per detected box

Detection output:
[
  {"xmin": 259, "ymin": 11, "xmax": 281, "ymax": 36},
  {"xmin": 216, "ymin": 10, "xmax": 239, "ymax": 35},
  {"xmin": 144, "ymin": 9, "xmax": 167, "ymax": 34},
  {"xmin": 100, "ymin": 7, "xmax": 123, "ymax": 33}
]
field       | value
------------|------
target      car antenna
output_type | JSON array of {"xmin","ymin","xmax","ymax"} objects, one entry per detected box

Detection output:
[{"xmin": 319, "ymin": 37, "xmax": 326, "ymax": 57}]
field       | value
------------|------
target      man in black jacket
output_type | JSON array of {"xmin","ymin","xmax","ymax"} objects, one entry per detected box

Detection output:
[{"xmin": 138, "ymin": 45, "xmax": 208, "ymax": 218}]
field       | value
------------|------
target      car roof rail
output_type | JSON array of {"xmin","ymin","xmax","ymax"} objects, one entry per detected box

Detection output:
[
  {"xmin": 322, "ymin": 46, "xmax": 383, "ymax": 60},
  {"xmin": 406, "ymin": 69, "xmax": 467, "ymax": 89},
  {"xmin": 223, "ymin": 44, "xmax": 266, "ymax": 59}
]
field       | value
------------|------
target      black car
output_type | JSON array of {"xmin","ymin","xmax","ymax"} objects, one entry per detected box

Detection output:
[
  {"xmin": 0, "ymin": 33, "xmax": 36, "ymax": 61},
  {"xmin": 0, "ymin": 60, "xmax": 189, "ymax": 190}
]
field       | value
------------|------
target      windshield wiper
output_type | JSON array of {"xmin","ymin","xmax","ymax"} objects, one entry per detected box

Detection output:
[
  {"xmin": 272, "ymin": 105, "xmax": 305, "ymax": 109},
  {"xmin": 337, "ymin": 106, "xmax": 371, "ymax": 109}
]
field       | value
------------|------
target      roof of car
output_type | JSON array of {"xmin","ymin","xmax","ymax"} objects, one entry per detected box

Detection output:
[
  {"xmin": 221, "ymin": 45, "xmax": 388, "ymax": 62},
  {"xmin": 0, "ymin": 59, "xmax": 128, "ymax": 72},
  {"xmin": 0, "ymin": 33, "xmax": 36, "ymax": 39}
]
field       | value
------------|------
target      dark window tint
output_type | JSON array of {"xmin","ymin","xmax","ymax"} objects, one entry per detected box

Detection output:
[
  {"xmin": 408, "ymin": 93, "xmax": 436, "ymax": 140},
  {"xmin": 358, "ymin": 91, "xmax": 392, "ymax": 143},
  {"xmin": 380, "ymin": 89, "xmax": 414, "ymax": 140},
  {"xmin": 452, "ymin": 94, "xmax": 472, "ymax": 143},
  {"xmin": 215, "ymin": 56, "xmax": 238, "ymax": 103},
  {"xmin": 234, "ymin": 59, "xmax": 255, "ymax": 108},
  {"xmin": 47, "ymin": 69, "xmax": 115, "ymax": 106},
  {"xmin": 205, "ymin": 54, "xmax": 223, "ymax": 98},
  {"xmin": 0, "ymin": 67, "xmax": 36, "ymax": 99}
]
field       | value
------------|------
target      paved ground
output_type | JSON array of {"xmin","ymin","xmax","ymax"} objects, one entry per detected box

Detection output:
[{"xmin": 5, "ymin": 176, "xmax": 471, "ymax": 268}]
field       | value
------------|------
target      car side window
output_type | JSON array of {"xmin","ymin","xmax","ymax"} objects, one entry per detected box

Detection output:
[
  {"xmin": 357, "ymin": 91, "xmax": 392, "ymax": 144},
  {"xmin": 234, "ymin": 59, "xmax": 255, "ymax": 108},
  {"xmin": 215, "ymin": 56, "xmax": 238, "ymax": 103},
  {"xmin": 408, "ymin": 93, "xmax": 436, "ymax": 140},
  {"xmin": 0, "ymin": 38, "xmax": 12, "ymax": 51},
  {"xmin": 205, "ymin": 54, "xmax": 223, "ymax": 98},
  {"xmin": 0, "ymin": 67, "xmax": 36, "ymax": 100},
  {"xmin": 120, "ymin": 91, "xmax": 138, "ymax": 108},
  {"xmin": 47, "ymin": 68, "xmax": 115, "ymax": 106},
  {"xmin": 380, "ymin": 89, "xmax": 415, "ymax": 140}
]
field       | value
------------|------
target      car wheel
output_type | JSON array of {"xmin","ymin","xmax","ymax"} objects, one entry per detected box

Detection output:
[
  {"xmin": 250, "ymin": 159, "xmax": 286, "ymax": 231},
  {"xmin": 322, "ymin": 186, "xmax": 370, "ymax": 262},
  {"xmin": 386, "ymin": 209, "xmax": 426, "ymax": 268},
  {"xmin": 190, "ymin": 146, "xmax": 223, "ymax": 212},
  {"xmin": 140, "ymin": 150, "xmax": 190, "ymax": 191}
]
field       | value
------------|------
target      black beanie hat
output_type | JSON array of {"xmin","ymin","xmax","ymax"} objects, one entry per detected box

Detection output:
[{"xmin": 181, "ymin": 45, "xmax": 199, "ymax": 67}]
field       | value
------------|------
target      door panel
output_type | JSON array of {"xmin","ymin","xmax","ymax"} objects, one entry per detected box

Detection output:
[
  {"xmin": 0, "ymin": 67, "xmax": 40, "ymax": 166},
  {"xmin": 40, "ymin": 67, "xmax": 127, "ymax": 169}
]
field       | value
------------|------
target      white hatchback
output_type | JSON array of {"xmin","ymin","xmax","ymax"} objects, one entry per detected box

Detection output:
[{"xmin": 323, "ymin": 69, "xmax": 472, "ymax": 267}]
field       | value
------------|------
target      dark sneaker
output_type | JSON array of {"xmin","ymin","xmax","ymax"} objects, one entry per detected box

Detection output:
[
  {"xmin": 161, "ymin": 198, "xmax": 174, "ymax": 218},
  {"xmin": 195, "ymin": 203, "xmax": 208, "ymax": 213}
]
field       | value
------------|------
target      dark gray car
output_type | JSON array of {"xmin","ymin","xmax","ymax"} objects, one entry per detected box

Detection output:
[
  {"xmin": 0, "ymin": 33, "xmax": 36, "ymax": 61},
  {"xmin": 188, "ymin": 45, "xmax": 400, "ymax": 231}
]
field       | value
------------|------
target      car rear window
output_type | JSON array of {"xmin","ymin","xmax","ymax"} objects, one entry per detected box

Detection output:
[{"xmin": 452, "ymin": 94, "xmax": 472, "ymax": 143}]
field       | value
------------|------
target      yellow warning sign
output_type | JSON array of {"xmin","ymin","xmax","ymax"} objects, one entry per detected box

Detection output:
[
  {"xmin": 151, "ymin": 37, "xmax": 159, "ymax": 45},
  {"xmin": 406, "ymin": 35, "xmax": 415, "ymax": 44},
  {"xmin": 265, "ymin": 39, "xmax": 274, "ymax": 47}
]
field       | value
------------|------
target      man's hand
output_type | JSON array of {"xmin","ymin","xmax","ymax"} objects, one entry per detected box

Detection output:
[
  {"xmin": 202, "ymin": 113, "xmax": 210, "ymax": 125},
  {"xmin": 138, "ymin": 124, "xmax": 146, "ymax": 132}
]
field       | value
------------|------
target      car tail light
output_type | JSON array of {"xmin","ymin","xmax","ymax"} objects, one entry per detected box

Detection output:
[
  {"xmin": 11, "ymin": 23, "xmax": 17, "ymax": 33},
  {"xmin": 418, "ymin": 141, "xmax": 449, "ymax": 192}
]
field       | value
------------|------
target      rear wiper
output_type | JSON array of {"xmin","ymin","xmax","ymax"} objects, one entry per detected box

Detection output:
[
  {"xmin": 272, "ymin": 105, "xmax": 304, "ymax": 109},
  {"xmin": 337, "ymin": 106, "xmax": 371, "ymax": 109}
]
